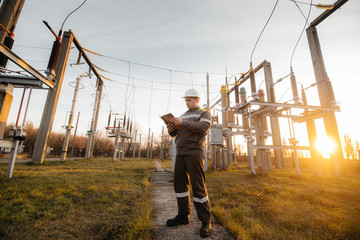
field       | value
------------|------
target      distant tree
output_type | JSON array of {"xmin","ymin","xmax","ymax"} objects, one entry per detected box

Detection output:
[
  {"xmin": 344, "ymin": 134, "xmax": 355, "ymax": 159},
  {"xmin": 356, "ymin": 140, "xmax": 360, "ymax": 160}
]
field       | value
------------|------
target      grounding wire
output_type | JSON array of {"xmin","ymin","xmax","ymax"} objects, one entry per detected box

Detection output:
[
  {"xmin": 60, "ymin": 0, "xmax": 88, "ymax": 32},
  {"xmin": 250, "ymin": 0, "xmax": 279, "ymax": 67},
  {"xmin": 290, "ymin": 0, "xmax": 312, "ymax": 69}
]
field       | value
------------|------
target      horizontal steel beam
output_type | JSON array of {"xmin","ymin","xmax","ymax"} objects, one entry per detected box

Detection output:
[
  {"xmin": 248, "ymin": 101, "xmax": 340, "ymax": 112},
  {"xmin": 71, "ymin": 34, "xmax": 103, "ymax": 84},
  {"xmin": 0, "ymin": 42, "xmax": 55, "ymax": 89},
  {"xmin": 0, "ymin": 75, "xmax": 47, "ymax": 88},
  {"xmin": 252, "ymin": 145, "xmax": 310, "ymax": 150},
  {"xmin": 310, "ymin": 0, "xmax": 348, "ymax": 27}
]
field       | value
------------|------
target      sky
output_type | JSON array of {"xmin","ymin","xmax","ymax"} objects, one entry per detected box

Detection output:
[{"xmin": 3, "ymin": 0, "xmax": 360, "ymax": 148}]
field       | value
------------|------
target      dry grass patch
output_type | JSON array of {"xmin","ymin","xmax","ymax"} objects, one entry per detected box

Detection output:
[
  {"xmin": 0, "ymin": 157, "xmax": 155, "ymax": 240},
  {"xmin": 206, "ymin": 163, "xmax": 360, "ymax": 240}
]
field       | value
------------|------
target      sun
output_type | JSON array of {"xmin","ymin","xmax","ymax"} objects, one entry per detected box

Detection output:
[{"xmin": 315, "ymin": 136, "xmax": 336, "ymax": 159}]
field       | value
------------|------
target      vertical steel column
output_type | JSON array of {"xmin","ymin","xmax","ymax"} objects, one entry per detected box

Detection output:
[
  {"xmin": 150, "ymin": 132, "xmax": 154, "ymax": 158},
  {"xmin": 220, "ymin": 85, "xmax": 229, "ymax": 170},
  {"xmin": 0, "ymin": 83, "xmax": 13, "ymax": 137},
  {"xmin": 160, "ymin": 126, "xmax": 164, "ymax": 160},
  {"xmin": 60, "ymin": 77, "xmax": 81, "ymax": 161},
  {"xmin": 32, "ymin": 31, "xmax": 73, "ymax": 163},
  {"xmin": 132, "ymin": 130, "xmax": 137, "ymax": 158},
  {"xmin": 306, "ymin": 26, "xmax": 342, "ymax": 175},
  {"xmin": 85, "ymin": 78, "xmax": 103, "ymax": 159},
  {"xmin": 302, "ymin": 89, "xmax": 322, "ymax": 176},
  {"xmin": 70, "ymin": 112, "xmax": 80, "ymax": 156},
  {"xmin": 240, "ymin": 87, "xmax": 251, "ymax": 168},
  {"xmin": 146, "ymin": 128, "xmax": 150, "ymax": 159},
  {"xmin": 263, "ymin": 61, "xmax": 283, "ymax": 168},
  {"xmin": 138, "ymin": 134, "xmax": 141, "ymax": 158}
]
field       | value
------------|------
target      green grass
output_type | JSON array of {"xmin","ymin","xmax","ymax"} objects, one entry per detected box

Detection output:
[
  {"xmin": 206, "ymin": 163, "xmax": 360, "ymax": 240},
  {"xmin": 0, "ymin": 158, "xmax": 155, "ymax": 240}
]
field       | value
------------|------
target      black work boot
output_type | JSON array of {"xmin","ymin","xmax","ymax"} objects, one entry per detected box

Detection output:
[
  {"xmin": 166, "ymin": 215, "xmax": 190, "ymax": 226},
  {"xmin": 200, "ymin": 221, "xmax": 211, "ymax": 238}
]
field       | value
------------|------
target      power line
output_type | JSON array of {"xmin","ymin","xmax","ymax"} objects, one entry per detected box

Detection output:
[
  {"xmin": 60, "ymin": 0, "xmax": 88, "ymax": 32},
  {"xmin": 250, "ymin": 0, "xmax": 279, "ymax": 67},
  {"xmin": 290, "ymin": 0, "xmax": 312, "ymax": 69},
  {"xmin": 82, "ymin": 48, "xmax": 241, "ymax": 76}
]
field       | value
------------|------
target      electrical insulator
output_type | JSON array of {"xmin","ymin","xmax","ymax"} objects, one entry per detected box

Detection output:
[
  {"xmin": 46, "ymin": 37, "xmax": 62, "ymax": 79},
  {"xmin": 0, "ymin": 34, "xmax": 15, "ymax": 69}
]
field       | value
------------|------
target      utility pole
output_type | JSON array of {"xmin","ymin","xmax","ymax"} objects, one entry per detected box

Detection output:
[
  {"xmin": 32, "ymin": 31, "xmax": 73, "ymax": 163},
  {"xmin": 60, "ymin": 77, "xmax": 81, "ymax": 161},
  {"xmin": 85, "ymin": 78, "xmax": 103, "ymax": 159},
  {"xmin": 70, "ymin": 112, "xmax": 80, "ymax": 156},
  {"xmin": 220, "ymin": 85, "xmax": 229, "ymax": 170}
]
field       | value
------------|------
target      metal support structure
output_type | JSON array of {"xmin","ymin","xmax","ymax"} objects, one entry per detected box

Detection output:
[
  {"xmin": 70, "ymin": 112, "xmax": 80, "ymax": 156},
  {"xmin": 138, "ymin": 134, "xmax": 141, "ymax": 158},
  {"xmin": 132, "ymin": 130, "xmax": 137, "ymax": 158},
  {"xmin": 263, "ymin": 61, "xmax": 283, "ymax": 168},
  {"xmin": 160, "ymin": 126, "xmax": 164, "ymax": 160},
  {"xmin": 85, "ymin": 78, "xmax": 103, "ymax": 159},
  {"xmin": 150, "ymin": 132, "xmax": 154, "ymax": 159},
  {"xmin": 146, "ymin": 128, "xmax": 150, "ymax": 159},
  {"xmin": 60, "ymin": 77, "xmax": 81, "ymax": 161},
  {"xmin": 302, "ymin": 90, "xmax": 322, "ymax": 176},
  {"xmin": 220, "ymin": 85, "xmax": 229, "ymax": 169},
  {"xmin": 0, "ymin": 43, "xmax": 55, "ymax": 89},
  {"xmin": 32, "ymin": 31, "xmax": 73, "ymax": 163},
  {"xmin": 306, "ymin": 2, "xmax": 347, "ymax": 175}
]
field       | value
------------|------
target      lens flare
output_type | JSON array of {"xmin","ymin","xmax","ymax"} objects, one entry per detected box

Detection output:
[{"xmin": 315, "ymin": 136, "xmax": 336, "ymax": 159}]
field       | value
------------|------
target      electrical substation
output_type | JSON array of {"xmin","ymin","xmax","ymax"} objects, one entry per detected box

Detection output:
[{"xmin": 0, "ymin": 0, "xmax": 350, "ymax": 179}]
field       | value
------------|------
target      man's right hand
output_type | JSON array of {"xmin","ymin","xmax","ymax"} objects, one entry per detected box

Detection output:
[{"xmin": 166, "ymin": 123, "xmax": 176, "ymax": 133}]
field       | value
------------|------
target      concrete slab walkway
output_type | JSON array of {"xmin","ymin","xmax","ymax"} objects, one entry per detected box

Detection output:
[{"xmin": 151, "ymin": 160, "xmax": 235, "ymax": 240}]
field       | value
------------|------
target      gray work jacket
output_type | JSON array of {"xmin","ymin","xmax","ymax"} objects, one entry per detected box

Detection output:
[{"xmin": 175, "ymin": 106, "xmax": 212, "ymax": 156}]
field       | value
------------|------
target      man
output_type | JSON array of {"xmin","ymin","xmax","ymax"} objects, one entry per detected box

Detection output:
[{"xmin": 166, "ymin": 88, "xmax": 212, "ymax": 238}]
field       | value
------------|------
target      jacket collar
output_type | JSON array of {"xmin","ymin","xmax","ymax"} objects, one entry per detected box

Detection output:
[{"xmin": 187, "ymin": 106, "xmax": 200, "ymax": 112}]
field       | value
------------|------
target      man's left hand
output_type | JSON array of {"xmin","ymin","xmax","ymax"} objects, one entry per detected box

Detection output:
[{"xmin": 173, "ymin": 118, "xmax": 183, "ymax": 127}]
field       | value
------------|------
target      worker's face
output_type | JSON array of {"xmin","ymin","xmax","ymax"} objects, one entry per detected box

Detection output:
[{"xmin": 185, "ymin": 97, "xmax": 199, "ymax": 109}]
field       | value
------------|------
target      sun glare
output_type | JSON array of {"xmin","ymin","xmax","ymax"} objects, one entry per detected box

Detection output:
[{"xmin": 315, "ymin": 136, "xmax": 336, "ymax": 159}]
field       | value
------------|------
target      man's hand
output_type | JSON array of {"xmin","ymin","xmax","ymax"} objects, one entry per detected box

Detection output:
[
  {"xmin": 166, "ymin": 123, "xmax": 176, "ymax": 133},
  {"xmin": 173, "ymin": 118, "xmax": 183, "ymax": 127}
]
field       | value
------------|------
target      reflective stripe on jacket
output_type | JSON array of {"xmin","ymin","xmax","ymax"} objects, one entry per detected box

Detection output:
[{"xmin": 175, "ymin": 106, "xmax": 211, "ymax": 156}]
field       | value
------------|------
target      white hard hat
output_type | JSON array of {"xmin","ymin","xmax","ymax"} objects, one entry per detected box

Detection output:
[{"xmin": 183, "ymin": 89, "xmax": 200, "ymax": 98}]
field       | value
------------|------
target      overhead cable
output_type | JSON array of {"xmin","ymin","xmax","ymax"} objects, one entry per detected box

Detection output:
[
  {"xmin": 82, "ymin": 48, "xmax": 240, "ymax": 76},
  {"xmin": 290, "ymin": 0, "xmax": 312, "ymax": 69},
  {"xmin": 60, "ymin": 0, "xmax": 88, "ymax": 32},
  {"xmin": 250, "ymin": 0, "xmax": 279, "ymax": 67}
]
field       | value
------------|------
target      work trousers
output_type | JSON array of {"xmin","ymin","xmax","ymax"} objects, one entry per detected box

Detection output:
[{"xmin": 174, "ymin": 155, "xmax": 211, "ymax": 222}]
